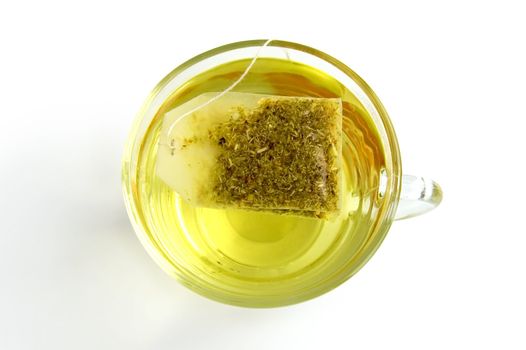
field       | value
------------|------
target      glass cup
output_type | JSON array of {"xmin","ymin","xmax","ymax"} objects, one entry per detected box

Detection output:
[{"xmin": 122, "ymin": 40, "xmax": 442, "ymax": 307}]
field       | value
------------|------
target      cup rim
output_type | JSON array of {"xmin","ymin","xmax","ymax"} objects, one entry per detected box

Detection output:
[{"xmin": 122, "ymin": 39, "xmax": 402, "ymax": 307}]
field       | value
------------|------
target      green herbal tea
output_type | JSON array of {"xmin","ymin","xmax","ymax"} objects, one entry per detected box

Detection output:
[
  {"xmin": 134, "ymin": 58, "xmax": 385, "ymax": 294},
  {"xmin": 208, "ymin": 96, "xmax": 341, "ymax": 217},
  {"xmin": 157, "ymin": 93, "xmax": 343, "ymax": 218}
]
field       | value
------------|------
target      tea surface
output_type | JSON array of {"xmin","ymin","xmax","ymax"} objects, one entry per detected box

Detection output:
[{"xmin": 133, "ymin": 58, "xmax": 385, "ymax": 298}]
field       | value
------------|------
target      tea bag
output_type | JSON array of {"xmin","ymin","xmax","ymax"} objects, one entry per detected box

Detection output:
[{"xmin": 157, "ymin": 92, "xmax": 343, "ymax": 217}]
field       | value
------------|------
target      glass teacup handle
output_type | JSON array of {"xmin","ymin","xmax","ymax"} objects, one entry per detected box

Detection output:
[{"xmin": 395, "ymin": 175, "xmax": 443, "ymax": 220}]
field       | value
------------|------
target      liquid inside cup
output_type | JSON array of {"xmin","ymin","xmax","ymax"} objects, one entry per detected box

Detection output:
[{"xmin": 132, "ymin": 57, "xmax": 387, "ymax": 305}]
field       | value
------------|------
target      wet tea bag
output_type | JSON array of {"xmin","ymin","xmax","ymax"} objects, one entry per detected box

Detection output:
[{"xmin": 157, "ymin": 92, "xmax": 343, "ymax": 217}]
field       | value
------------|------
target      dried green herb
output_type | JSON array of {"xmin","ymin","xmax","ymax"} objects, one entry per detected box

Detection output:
[{"xmin": 206, "ymin": 97, "xmax": 341, "ymax": 217}]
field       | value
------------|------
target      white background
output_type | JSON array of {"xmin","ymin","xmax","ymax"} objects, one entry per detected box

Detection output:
[{"xmin": 1, "ymin": 1, "xmax": 525, "ymax": 349}]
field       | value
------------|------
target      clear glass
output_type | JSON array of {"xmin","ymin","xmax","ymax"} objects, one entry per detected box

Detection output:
[
  {"xmin": 122, "ymin": 40, "xmax": 441, "ymax": 307},
  {"xmin": 395, "ymin": 175, "xmax": 443, "ymax": 220}
]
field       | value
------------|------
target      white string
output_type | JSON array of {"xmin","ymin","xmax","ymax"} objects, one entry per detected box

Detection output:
[{"xmin": 165, "ymin": 39, "xmax": 273, "ymax": 139}]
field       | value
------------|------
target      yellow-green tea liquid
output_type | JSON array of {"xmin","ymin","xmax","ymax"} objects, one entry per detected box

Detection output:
[{"xmin": 135, "ymin": 58, "xmax": 385, "ymax": 292}]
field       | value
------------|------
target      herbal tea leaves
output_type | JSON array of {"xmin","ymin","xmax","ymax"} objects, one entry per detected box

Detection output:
[
  {"xmin": 157, "ymin": 92, "xmax": 342, "ymax": 219},
  {"xmin": 206, "ymin": 96, "xmax": 342, "ymax": 217}
]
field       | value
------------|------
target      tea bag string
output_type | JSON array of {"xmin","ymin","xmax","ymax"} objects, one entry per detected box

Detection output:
[{"xmin": 165, "ymin": 39, "xmax": 273, "ymax": 139}]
